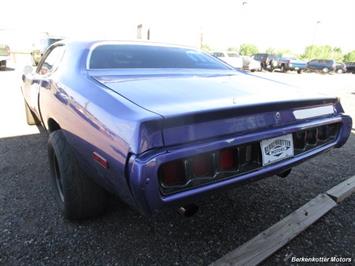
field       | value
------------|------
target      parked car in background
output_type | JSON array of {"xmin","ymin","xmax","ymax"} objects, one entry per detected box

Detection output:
[
  {"xmin": 252, "ymin": 53, "xmax": 279, "ymax": 71},
  {"xmin": 31, "ymin": 37, "xmax": 63, "ymax": 65},
  {"xmin": 345, "ymin": 62, "xmax": 355, "ymax": 74},
  {"xmin": 21, "ymin": 40, "xmax": 352, "ymax": 221},
  {"xmin": 212, "ymin": 51, "xmax": 243, "ymax": 69},
  {"xmin": 335, "ymin": 62, "xmax": 346, "ymax": 74},
  {"xmin": 0, "ymin": 44, "xmax": 10, "ymax": 70},
  {"xmin": 253, "ymin": 53, "xmax": 269, "ymax": 70},
  {"xmin": 272, "ymin": 57, "xmax": 307, "ymax": 74},
  {"xmin": 307, "ymin": 59, "xmax": 336, "ymax": 73},
  {"xmin": 242, "ymin": 55, "xmax": 262, "ymax": 72}
]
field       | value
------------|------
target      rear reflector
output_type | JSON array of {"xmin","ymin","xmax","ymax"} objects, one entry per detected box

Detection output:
[{"xmin": 92, "ymin": 152, "xmax": 109, "ymax": 169}]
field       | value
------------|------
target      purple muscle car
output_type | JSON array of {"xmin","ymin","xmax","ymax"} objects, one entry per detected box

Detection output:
[{"xmin": 21, "ymin": 40, "xmax": 352, "ymax": 220}]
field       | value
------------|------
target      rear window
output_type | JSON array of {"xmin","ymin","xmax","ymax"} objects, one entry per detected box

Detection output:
[{"xmin": 89, "ymin": 44, "xmax": 231, "ymax": 70}]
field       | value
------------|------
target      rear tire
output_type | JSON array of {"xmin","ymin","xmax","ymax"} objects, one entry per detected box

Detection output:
[
  {"xmin": 281, "ymin": 64, "xmax": 287, "ymax": 73},
  {"xmin": 24, "ymin": 101, "xmax": 40, "ymax": 125},
  {"xmin": 0, "ymin": 60, "xmax": 6, "ymax": 70},
  {"xmin": 48, "ymin": 130, "xmax": 108, "ymax": 220},
  {"xmin": 297, "ymin": 69, "xmax": 302, "ymax": 74}
]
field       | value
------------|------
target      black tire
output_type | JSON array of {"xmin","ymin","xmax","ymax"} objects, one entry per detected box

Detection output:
[
  {"xmin": 0, "ymin": 60, "xmax": 6, "ymax": 70},
  {"xmin": 336, "ymin": 69, "xmax": 343, "ymax": 74},
  {"xmin": 322, "ymin": 67, "xmax": 329, "ymax": 73},
  {"xmin": 48, "ymin": 130, "xmax": 108, "ymax": 220},
  {"xmin": 297, "ymin": 69, "xmax": 302, "ymax": 74},
  {"xmin": 24, "ymin": 101, "xmax": 40, "ymax": 125},
  {"xmin": 281, "ymin": 64, "xmax": 286, "ymax": 73}
]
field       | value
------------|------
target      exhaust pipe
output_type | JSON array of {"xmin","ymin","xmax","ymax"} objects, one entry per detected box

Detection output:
[
  {"xmin": 277, "ymin": 168, "xmax": 292, "ymax": 178},
  {"xmin": 177, "ymin": 204, "xmax": 199, "ymax": 217}
]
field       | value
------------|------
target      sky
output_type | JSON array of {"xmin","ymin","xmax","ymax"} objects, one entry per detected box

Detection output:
[{"xmin": 0, "ymin": 0, "xmax": 354, "ymax": 54}]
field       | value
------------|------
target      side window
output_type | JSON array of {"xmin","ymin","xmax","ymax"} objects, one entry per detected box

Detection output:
[
  {"xmin": 38, "ymin": 45, "xmax": 65, "ymax": 75},
  {"xmin": 213, "ymin": 52, "xmax": 224, "ymax": 57}
]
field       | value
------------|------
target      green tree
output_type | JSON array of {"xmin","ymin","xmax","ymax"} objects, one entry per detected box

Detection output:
[
  {"xmin": 239, "ymin": 43, "xmax": 258, "ymax": 56},
  {"xmin": 301, "ymin": 45, "xmax": 343, "ymax": 61},
  {"xmin": 200, "ymin": 44, "xmax": 212, "ymax": 52},
  {"xmin": 344, "ymin": 50, "xmax": 355, "ymax": 62}
]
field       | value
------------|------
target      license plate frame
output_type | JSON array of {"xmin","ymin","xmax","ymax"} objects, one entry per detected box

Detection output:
[{"xmin": 260, "ymin": 134, "xmax": 294, "ymax": 166}]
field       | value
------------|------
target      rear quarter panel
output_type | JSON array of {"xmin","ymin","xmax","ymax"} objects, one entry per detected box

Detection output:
[{"xmin": 38, "ymin": 43, "xmax": 162, "ymax": 208}]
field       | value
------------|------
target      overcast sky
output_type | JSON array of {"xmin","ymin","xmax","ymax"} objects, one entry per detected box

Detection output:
[{"xmin": 1, "ymin": 0, "xmax": 354, "ymax": 53}]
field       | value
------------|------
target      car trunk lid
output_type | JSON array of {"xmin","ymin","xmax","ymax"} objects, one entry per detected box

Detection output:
[{"xmin": 91, "ymin": 69, "xmax": 338, "ymax": 147}]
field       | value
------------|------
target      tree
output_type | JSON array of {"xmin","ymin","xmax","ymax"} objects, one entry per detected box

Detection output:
[
  {"xmin": 239, "ymin": 43, "xmax": 258, "ymax": 56},
  {"xmin": 301, "ymin": 45, "xmax": 343, "ymax": 61},
  {"xmin": 344, "ymin": 50, "xmax": 355, "ymax": 62},
  {"xmin": 200, "ymin": 44, "xmax": 212, "ymax": 52}
]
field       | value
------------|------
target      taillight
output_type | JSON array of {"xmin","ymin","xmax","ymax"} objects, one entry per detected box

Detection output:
[
  {"xmin": 219, "ymin": 148, "xmax": 237, "ymax": 171},
  {"xmin": 159, "ymin": 123, "xmax": 339, "ymax": 194},
  {"xmin": 191, "ymin": 153, "xmax": 213, "ymax": 177},
  {"xmin": 159, "ymin": 160, "xmax": 186, "ymax": 187},
  {"xmin": 293, "ymin": 123, "xmax": 340, "ymax": 154}
]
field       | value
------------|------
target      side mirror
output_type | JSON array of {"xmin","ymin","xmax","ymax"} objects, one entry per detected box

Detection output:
[
  {"xmin": 22, "ymin": 65, "xmax": 34, "ymax": 83},
  {"xmin": 23, "ymin": 65, "xmax": 34, "ymax": 75}
]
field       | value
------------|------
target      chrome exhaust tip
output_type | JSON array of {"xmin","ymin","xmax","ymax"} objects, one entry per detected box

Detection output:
[{"xmin": 177, "ymin": 204, "xmax": 199, "ymax": 217}]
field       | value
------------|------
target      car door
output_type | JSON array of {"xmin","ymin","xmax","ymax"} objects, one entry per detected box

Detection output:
[
  {"xmin": 23, "ymin": 44, "xmax": 65, "ymax": 120},
  {"xmin": 307, "ymin": 60, "xmax": 316, "ymax": 70}
]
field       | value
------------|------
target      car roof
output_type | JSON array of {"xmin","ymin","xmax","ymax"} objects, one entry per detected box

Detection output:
[{"xmin": 60, "ymin": 39, "xmax": 201, "ymax": 51}]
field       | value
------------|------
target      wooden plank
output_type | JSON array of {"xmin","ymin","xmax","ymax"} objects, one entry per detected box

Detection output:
[
  {"xmin": 210, "ymin": 194, "xmax": 336, "ymax": 266},
  {"xmin": 326, "ymin": 175, "xmax": 355, "ymax": 203}
]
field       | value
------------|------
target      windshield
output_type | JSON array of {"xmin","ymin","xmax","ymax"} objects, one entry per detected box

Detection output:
[{"xmin": 89, "ymin": 44, "xmax": 231, "ymax": 70}]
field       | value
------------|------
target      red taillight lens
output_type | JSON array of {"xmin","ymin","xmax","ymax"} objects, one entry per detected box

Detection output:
[
  {"xmin": 219, "ymin": 148, "xmax": 237, "ymax": 171},
  {"xmin": 191, "ymin": 153, "xmax": 213, "ymax": 177},
  {"xmin": 159, "ymin": 160, "xmax": 186, "ymax": 186}
]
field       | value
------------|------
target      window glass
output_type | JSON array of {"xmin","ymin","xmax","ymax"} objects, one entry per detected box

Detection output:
[
  {"xmin": 89, "ymin": 45, "xmax": 231, "ymax": 70},
  {"xmin": 212, "ymin": 52, "xmax": 225, "ymax": 57},
  {"xmin": 38, "ymin": 45, "xmax": 65, "ymax": 75},
  {"xmin": 227, "ymin": 53, "xmax": 239, "ymax": 57}
]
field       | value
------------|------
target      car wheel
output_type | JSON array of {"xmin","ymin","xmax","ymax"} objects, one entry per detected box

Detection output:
[
  {"xmin": 297, "ymin": 69, "xmax": 302, "ymax": 74},
  {"xmin": 281, "ymin": 64, "xmax": 286, "ymax": 73},
  {"xmin": 337, "ymin": 69, "xmax": 343, "ymax": 74},
  {"xmin": 48, "ymin": 130, "xmax": 108, "ymax": 220},
  {"xmin": 322, "ymin": 67, "xmax": 329, "ymax": 73},
  {"xmin": 24, "ymin": 101, "xmax": 40, "ymax": 125},
  {"xmin": 0, "ymin": 61, "xmax": 5, "ymax": 70}
]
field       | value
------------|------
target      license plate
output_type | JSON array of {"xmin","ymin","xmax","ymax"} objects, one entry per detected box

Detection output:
[{"xmin": 260, "ymin": 134, "xmax": 294, "ymax": 166}]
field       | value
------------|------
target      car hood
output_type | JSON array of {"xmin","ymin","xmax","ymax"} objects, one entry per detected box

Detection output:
[{"xmin": 91, "ymin": 69, "xmax": 334, "ymax": 118}]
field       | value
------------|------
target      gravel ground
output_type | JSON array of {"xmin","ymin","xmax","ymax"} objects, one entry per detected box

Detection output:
[{"xmin": 0, "ymin": 64, "xmax": 354, "ymax": 265}]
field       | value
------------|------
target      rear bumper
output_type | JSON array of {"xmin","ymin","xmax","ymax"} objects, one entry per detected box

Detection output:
[{"xmin": 128, "ymin": 114, "xmax": 352, "ymax": 215}]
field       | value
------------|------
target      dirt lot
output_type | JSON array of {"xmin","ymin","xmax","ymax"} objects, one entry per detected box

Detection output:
[{"xmin": 0, "ymin": 57, "xmax": 354, "ymax": 265}]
